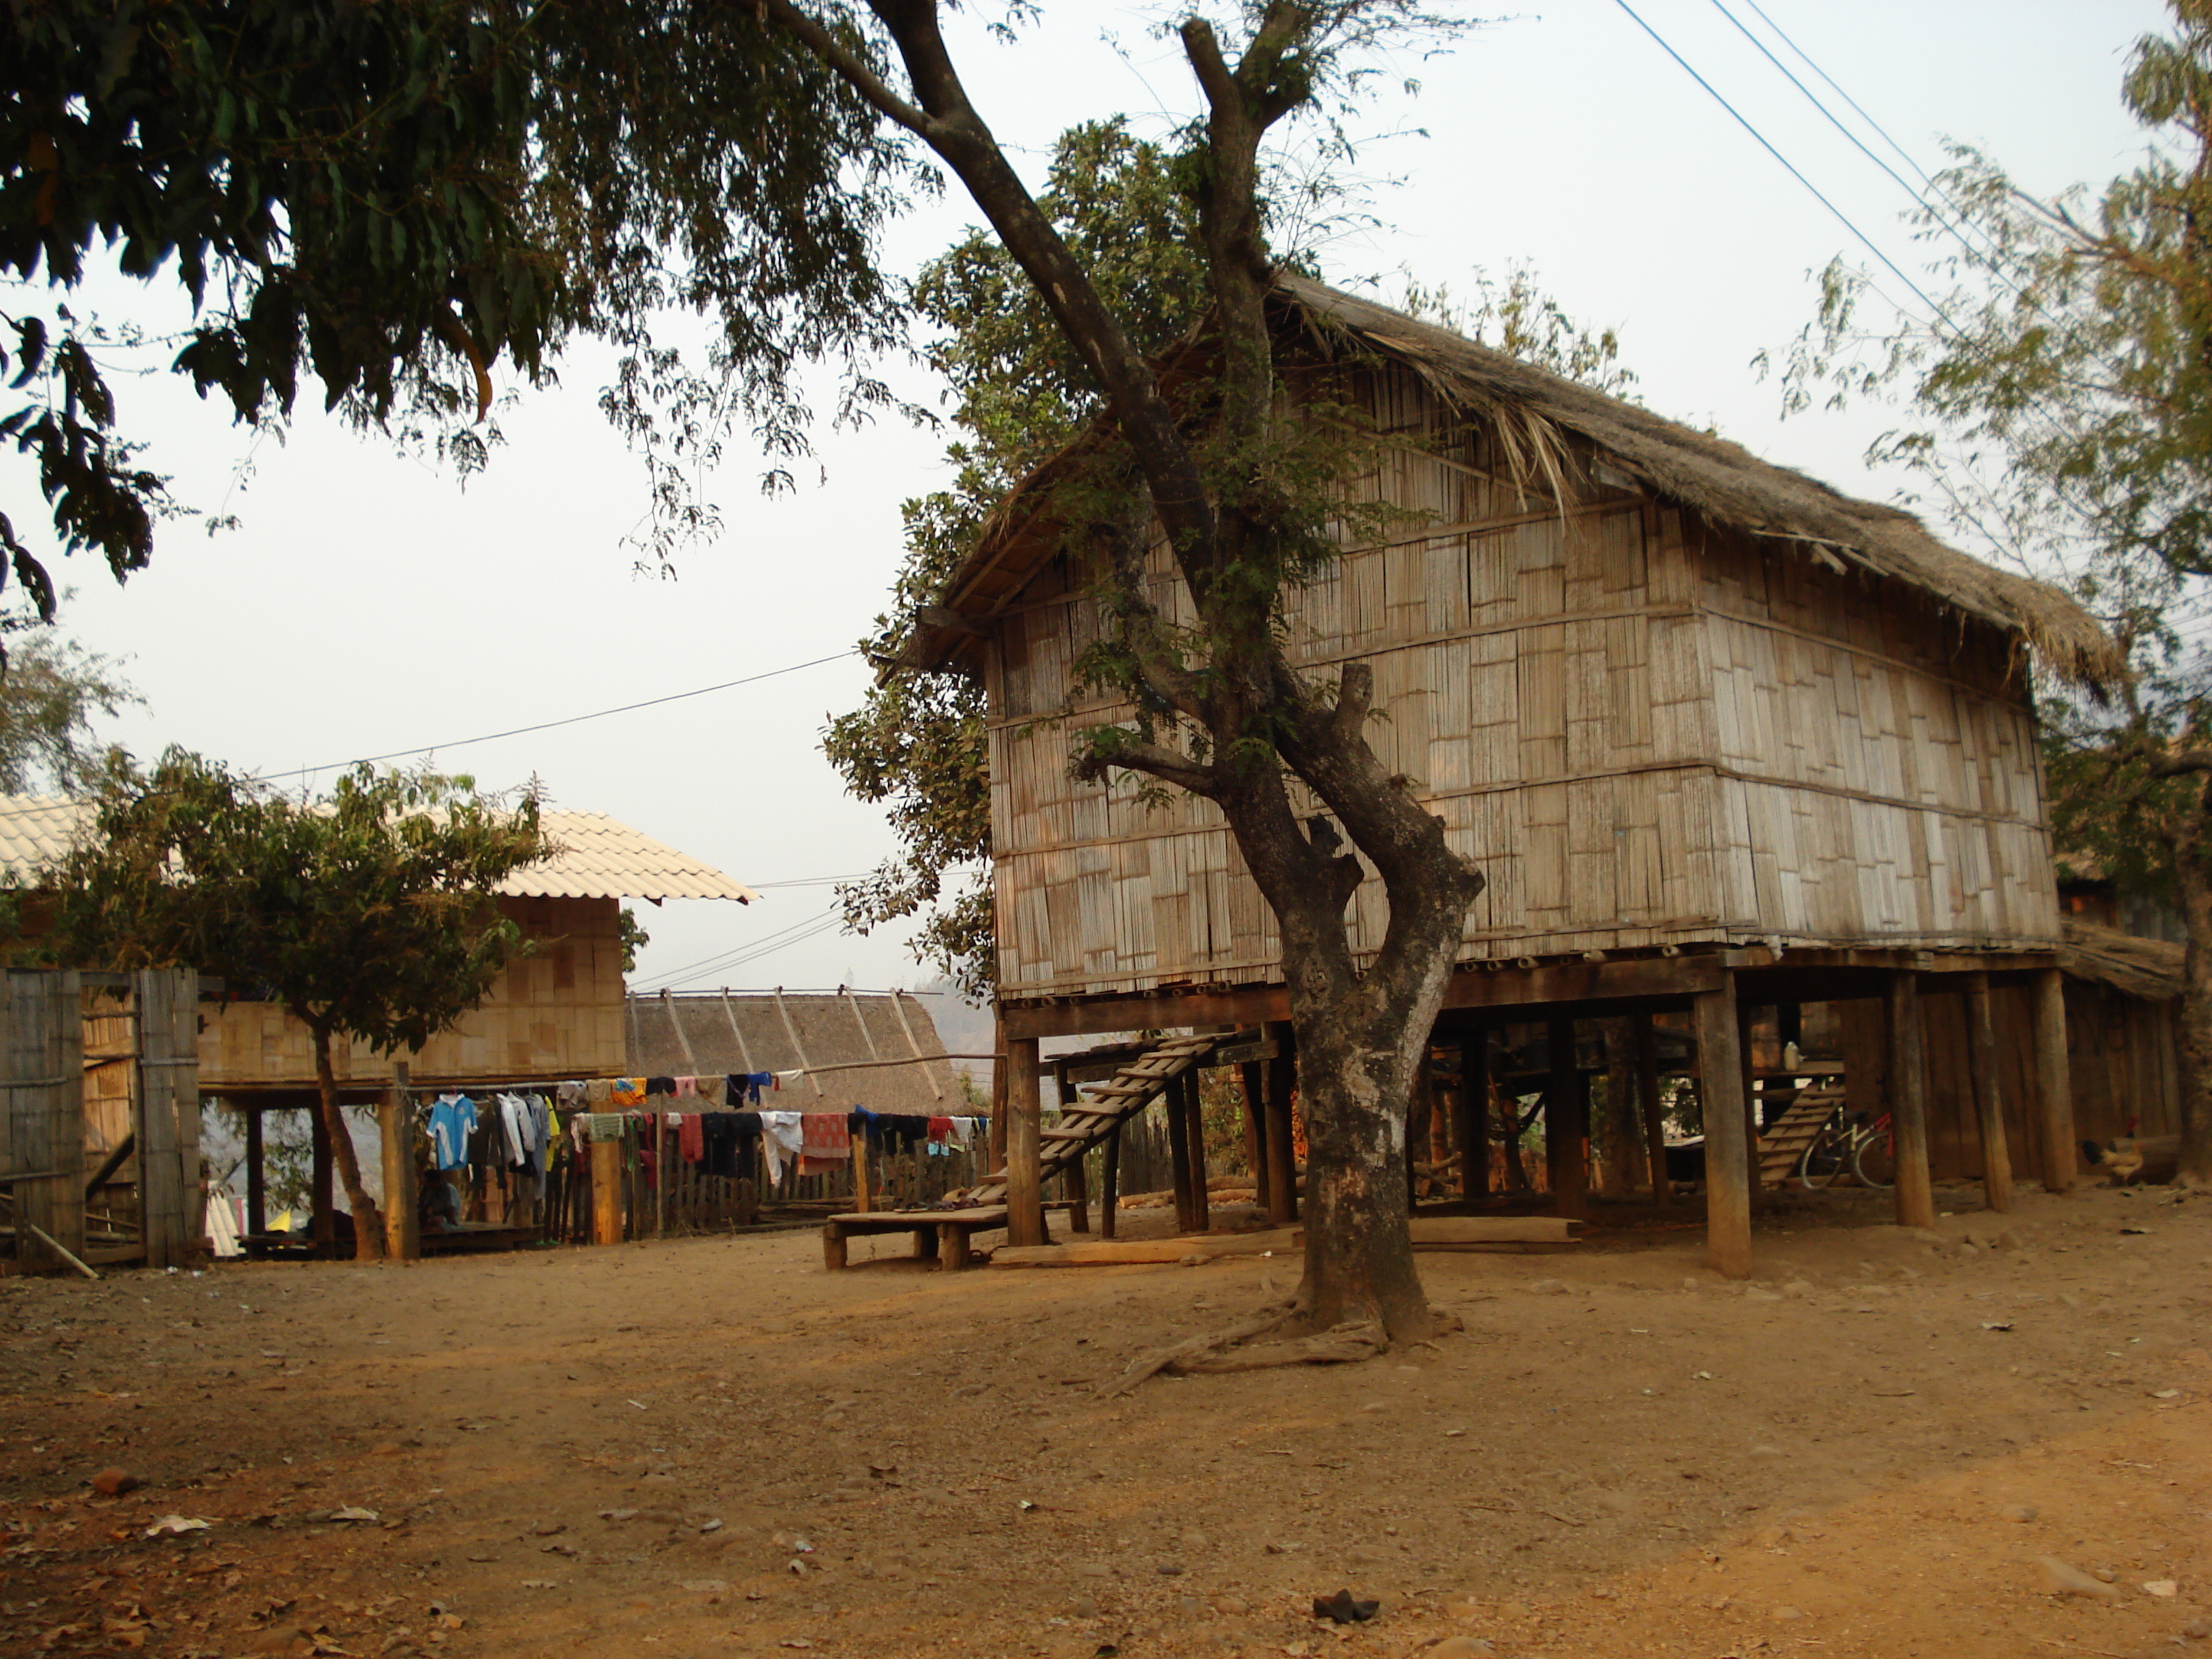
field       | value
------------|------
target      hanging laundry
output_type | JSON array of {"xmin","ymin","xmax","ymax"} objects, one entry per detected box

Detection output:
[
  {"xmin": 927, "ymin": 1115, "xmax": 954, "ymax": 1143},
  {"xmin": 643, "ymin": 1075, "xmax": 676, "ymax": 1100},
  {"xmin": 947, "ymin": 1115, "xmax": 976, "ymax": 1148},
  {"xmin": 758, "ymin": 1110, "xmax": 803, "ymax": 1184},
  {"xmin": 674, "ymin": 1076, "xmax": 700, "ymax": 1100},
  {"xmin": 846, "ymin": 1105, "xmax": 880, "ymax": 1146},
  {"xmin": 678, "ymin": 1112, "xmax": 706, "ymax": 1164},
  {"xmin": 429, "ymin": 1094, "xmax": 477, "ymax": 1172},
  {"xmin": 799, "ymin": 1112, "xmax": 850, "ymax": 1174},
  {"xmin": 611, "ymin": 1078, "xmax": 647, "ymax": 1108},
  {"xmin": 694, "ymin": 1075, "xmax": 727, "ymax": 1107},
  {"xmin": 773, "ymin": 1069, "xmax": 806, "ymax": 1090},
  {"xmin": 877, "ymin": 1113, "xmax": 931, "ymax": 1155},
  {"xmin": 556, "ymin": 1080, "xmax": 590, "ymax": 1111},
  {"xmin": 585, "ymin": 1078, "xmax": 613, "ymax": 1107}
]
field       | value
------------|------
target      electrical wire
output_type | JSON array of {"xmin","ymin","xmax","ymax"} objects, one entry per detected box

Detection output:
[
  {"xmin": 1606, "ymin": 0, "xmax": 1945, "ymax": 321},
  {"xmin": 629, "ymin": 904, "xmax": 844, "ymax": 991}
]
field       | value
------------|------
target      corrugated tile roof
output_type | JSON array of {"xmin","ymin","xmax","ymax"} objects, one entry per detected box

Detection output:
[{"xmin": 0, "ymin": 797, "xmax": 754, "ymax": 903}]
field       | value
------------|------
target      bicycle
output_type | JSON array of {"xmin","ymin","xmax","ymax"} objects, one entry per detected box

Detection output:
[{"xmin": 1796, "ymin": 1109, "xmax": 1895, "ymax": 1190}]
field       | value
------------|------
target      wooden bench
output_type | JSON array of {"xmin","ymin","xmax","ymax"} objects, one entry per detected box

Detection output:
[{"xmin": 822, "ymin": 1205, "xmax": 1009, "ymax": 1272}]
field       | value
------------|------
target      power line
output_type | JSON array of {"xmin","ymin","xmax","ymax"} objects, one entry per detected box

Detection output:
[{"xmin": 1606, "ymin": 0, "xmax": 1945, "ymax": 321}]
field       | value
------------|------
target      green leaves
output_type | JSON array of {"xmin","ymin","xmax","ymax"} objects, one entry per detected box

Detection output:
[{"xmin": 43, "ymin": 752, "xmax": 550, "ymax": 1059}]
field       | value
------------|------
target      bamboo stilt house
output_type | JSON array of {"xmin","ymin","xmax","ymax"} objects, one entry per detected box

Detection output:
[{"xmin": 912, "ymin": 276, "xmax": 2125, "ymax": 1275}]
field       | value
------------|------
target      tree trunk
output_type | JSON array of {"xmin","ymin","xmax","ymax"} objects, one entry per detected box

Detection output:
[
  {"xmin": 2176, "ymin": 832, "xmax": 2212, "ymax": 1186},
  {"xmin": 307, "ymin": 1019, "xmax": 387, "ymax": 1261}
]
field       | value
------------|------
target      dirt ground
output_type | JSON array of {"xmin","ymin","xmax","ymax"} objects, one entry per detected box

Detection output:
[{"xmin": 3, "ymin": 1181, "xmax": 2209, "ymax": 1659}]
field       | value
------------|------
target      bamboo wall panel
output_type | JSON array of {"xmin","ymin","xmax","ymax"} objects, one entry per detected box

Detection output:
[
  {"xmin": 197, "ymin": 895, "xmax": 626, "ymax": 1090},
  {"xmin": 986, "ymin": 364, "xmax": 2062, "ymax": 998}
]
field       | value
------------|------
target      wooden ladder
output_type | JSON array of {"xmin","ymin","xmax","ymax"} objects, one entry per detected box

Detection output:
[
  {"xmin": 958, "ymin": 1033, "xmax": 1220, "ymax": 1207},
  {"xmin": 1757, "ymin": 1082, "xmax": 1847, "ymax": 1184}
]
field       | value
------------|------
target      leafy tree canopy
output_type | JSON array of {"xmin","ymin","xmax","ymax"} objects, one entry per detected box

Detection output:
[
  {"xmin": 3, "ymin": 0, "xmax": 917, "ymax": 616},
  {"xmin": 0, "ymin": 614, "xmax": 134, "ymax": 794}
]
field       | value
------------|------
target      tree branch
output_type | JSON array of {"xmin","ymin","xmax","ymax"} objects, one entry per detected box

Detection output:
[
  {"xmin": 755, "ymin": 0, "xmax": 938, "ymax": 135},
  {"xmin": 1076, "ymin": 734, "xmax": 1223, "ymax": 798}
]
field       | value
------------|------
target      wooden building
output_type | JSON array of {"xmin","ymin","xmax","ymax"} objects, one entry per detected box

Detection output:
[{"xmin": 912, "ymin": 276, "xmax": 2123, "ymax": 1274}]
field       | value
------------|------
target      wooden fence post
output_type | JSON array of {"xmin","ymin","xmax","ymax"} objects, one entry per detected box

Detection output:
[
  {"xmin": 590, "ymin": 1125, "xmax": 624, "ymax": 1246},
  {"xmin": 1238, "ymin": 1059, "xmax": 1269, "ymax": 1210},
  {"xmin": 1885, "ymin": 972, "xmax": 1936, "ymax": 1230},
  {"xmin": 1005, "ymin": 1035, "xmax": 1045, "ymax": 1247},
  {"xmin": 1100, "ymin": 1123, "xmax": 1121, "ymax": 1240},
  {"xmin": 1182, "ymin": 1068, "xmax": 1210, "ymax": 1233},
  {"xmin": 1698, "ymin": 975, "xmax": 1751, "ymax": 1277},
  {"xmin": 133, "ymin": 971, "xmax": 194, "ymax": 1270},
  {"xmin": 2031, "ymin": 966, "xmax": 2077, "ymax": 1195},
  {"xmin": 1962, "ymin": 973, "xmax": 2015, "ymax": 1213}
]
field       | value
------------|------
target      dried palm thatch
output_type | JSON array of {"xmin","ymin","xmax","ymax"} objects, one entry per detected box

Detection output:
[
  {"xmin": 922, "ymin": 276, "xmax": 2122, "ymax": 690},
  {"xmin": 1272, "ymin": 274, "xmax": 2123, "ymax": 688},
  {"xmin": 2059, "ymin": 917, "xmax": 2183, "ymax": 1001}
]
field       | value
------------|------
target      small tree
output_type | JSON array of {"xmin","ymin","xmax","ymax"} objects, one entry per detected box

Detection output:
[
  {"xmin": 0, "ymin": 618, "xmax": 135, "ymax": 793},
  {"xmin": 1769, "ymin": 0, "xmax": 2212, "ymax": 1182},
  {"xmin": 48, "ymin": 752, "xmax": 551, "ymax": 1256}
]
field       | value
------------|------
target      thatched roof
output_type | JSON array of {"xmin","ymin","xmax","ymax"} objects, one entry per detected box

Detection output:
[
  {"xmin": 2059, "ymin": 918, "xmax": 2182, "ymax": 1001},
  {"xmin": 625, "ymin": 989, "xmax": 962, "ymax": 1115},
  {"xmin": 921, "ymin": 274, "xmax": 2122, "ymax": 688}
]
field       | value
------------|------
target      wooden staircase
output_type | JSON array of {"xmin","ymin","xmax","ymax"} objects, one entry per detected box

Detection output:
[
  {"xmin": 957, "ymin": 1032, "xmax": 1221, "ymax": 1207},
  {"xmin": 1757, "ymin": 1077, "xmax": 1847, "ymax": 1185}
]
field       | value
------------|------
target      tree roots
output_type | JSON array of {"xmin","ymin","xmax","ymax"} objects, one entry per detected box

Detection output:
[{"xmin": 1096, "ymin": 1297, "xmax": 1395, "ymax": 1398}]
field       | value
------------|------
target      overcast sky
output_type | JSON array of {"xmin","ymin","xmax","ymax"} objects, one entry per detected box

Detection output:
[{"xmin": 6, "ymin": 0, "xmax": 2175, "ymax": 1013}]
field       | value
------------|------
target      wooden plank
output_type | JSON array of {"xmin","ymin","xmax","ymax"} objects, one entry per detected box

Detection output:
[
  {"xmin": 382, "ymin": 1062, "xmax": 420, "ymax": 1262},
  {"xmin": 1546, "ymin": 1017, "xmax": 1586, "ymax": 1220},
  {"xmin": 134, "ymin": 973, "xmax": 189, "ymax": 1271},
  {"xmin": 590, "ymin": 1133, "xmax": 623, "ymax": 1245}
]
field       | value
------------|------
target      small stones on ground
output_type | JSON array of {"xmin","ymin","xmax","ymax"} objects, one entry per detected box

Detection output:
[
  {"xmin": 1073, "ymin": 1596, "xmax": 1100, "ymax": 1619},
  {"xmin": 91, "ymin": 1467, "xmax": 142, "ymax": 1496},
  {"xmin": 1771, "ymin": 1606, "xmax": 1806, "ymax": 1622},
  {"xmin": 2000, "ymin": 1505, "xmax": 2038, "ymax": 1524},
  {"xmin": 1525, "ymin": 1280, "xmax": 1568, "ymax": 1295},
  {"xmin": 1213, "ymin": 1596, "xmax": 1248, "ymax": 1617},
  {"xmin": 2182, "ymin": 1616, "xmax": 2212, "ymax": 1639},
  {"xmin": 531, "ymin": 1521, "xmax": 566, "ymax": 1537},
  {"xmin": 2038, "ymin": 1556, "xmax": 2123, "ymax": 1599},
  {"xmin": 1312, "ymin": 1590, "xmax": 1379, "ymax": 1624},
  {"xmin": 2143, "ymin": 1581, "xmax": 2180, "ymax": 1598},
  {"xmin": 1075, "ymin": 1563, "xmax": 1111, "ymax": 1579},
  {"xmin": 1429, "ymin": 1640, "xmax": 1496, "ymax": 1657}
]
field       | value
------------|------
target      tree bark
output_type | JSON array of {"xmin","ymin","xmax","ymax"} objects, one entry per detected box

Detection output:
[{"xmin": 305, "ymin": 1017, "xmax": 386, "ymax": 1261}]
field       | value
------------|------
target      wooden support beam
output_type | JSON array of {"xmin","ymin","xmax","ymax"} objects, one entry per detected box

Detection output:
[
  {"xmin": 134, "ymin": 971, "xmax": 193, "ymax": 1270},
  {"xmin": 1164, "ymin": 1069, "xmax": 1195, "ymax": 1233},
  {"xmin": 1184, "ymin": 1069, "xmax": 1210, "ymax": 1234},
  {"xmin": 1239, "ymin": 1059, "xmax": 1269, "ymax": 1212},
  {"xmin": 590, "ymin": 1131, "xmax": 623, "ymax": 1246},
  {"xmin": 2031, "ymin": 966, "xmax": 2077, "ymax": 1195},
  {"xmin": 1884, "ymin": 972, "xmax": 1936, "ymax": 1230},
  {"xmin": 1005, "ymin": 1035, "xmax": 1046, "ymax": 1247},
  {"xmin": 1460, "ymin": 1033, "xmax": 1490, "ymax": 1200},
  {"xmin": 850, "ymin": 1128, "xmax": 872, "ymax": 1214},
  {"xmin": 1962, "ymin": 972, "xmax": 2015, "ymax": 1213},
  {"xmin": 1697, "ymin": 976, "xmax": 1751, "ymax": 1278},
  {"xmin": 1635, "ymin": 1012, "xmax": 1668, "ymax": 1206},
  {"xmin": 1546, "ymin": 1017, "xmax": 1586, "ymax": 1220},
  {"xmin": 1264, "ymin": 1022, "xmax": 1298, "ymax": 1223},
  {"xmin": 1065, "ymin": 1139, "xmax": 1089, "ymax": 1234},
  {"xmin": 1100, "ymin": 1121, "xmax": 1121, "ymax": 1241},
  {"xmin": 244, "ymin": 1105, "xmax": 266, "ymax": 1238},
  {"xmin": 381, "ymin": 1063, "xmax": 419, "ymax": 1263}
]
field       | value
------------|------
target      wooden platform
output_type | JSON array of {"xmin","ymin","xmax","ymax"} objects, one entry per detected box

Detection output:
[
  {"xmin": 822, "ymin": 1205, "xmax": 1010, "ymax": 1272},
  {"xmin": 421, "ymin": 1223, "xmax": 539, "ymax": 1256}
]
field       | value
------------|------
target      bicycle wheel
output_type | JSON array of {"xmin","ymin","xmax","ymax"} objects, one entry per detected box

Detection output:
[
  {"xmin": 1797, "ymin": 1126, "xmax": 1849, "ymax": 1190},
  {"xmin": 1853, "ymin": 1126, "xmax": 1896, "ymax": 1190}
]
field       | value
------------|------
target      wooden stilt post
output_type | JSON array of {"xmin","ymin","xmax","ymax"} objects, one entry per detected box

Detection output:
[
  {"xmin": 1100, "ymin": 1121, "xmax": 1121, "ymax": 1240},
  {"xmin": 1635, "ymin": 1012, "xmax": 1668, "ymax": 1205},
  {"xmin": 1184, "ymin": 1069, "xmax": 1210, "ymax": 1233},
  {"xmin": 1264, "ymin": 1022, "xmax": 1298, "ymax": 1223},
  {"xmin": 1006, "ymin": 1035, "xmax": 1046, "ymax": 1247},
  {"xmin": 1738, "ymin": 997, "xmax": 1762, "ymax": 1201},
  {"xmin": 1885, "ymin": 971, "xmax": 1936, "ymax": 1230},
  {"xmin": 2031, "ymin": 965, "xmax": 2077, "ymax": 1195},
  {"xmin": 1698, "ymin": 974, "xmax": 1752, "ymax": 1277},
  {"xmin": 1546, "ymin": 1016, "xmax": 1586, "ymax": 1219},
  {"xmin": 380, "ymin": 1062, "xmax": 419, "ymax": 1263},
  {"xmin": 244, "ymin": 1105, "xmax": 266, "ymax": 1238},
  {"xmin": 1164, "ymin": 1069, "xmax": 1195, "ymax": 1232},
  {"xmin": 1962, "ymin": 972, "xmax": 2015, "ymax": 1213},
  {"xmin": 1460, "ymin": 1030, "xmax": 1490, "ymax": 1201},
  {"xmin": 1066, "ymin": 1139, "xmax": 1090, "ymax": 1233},
  {"xmin": 990, "ymin": 1015, "xmax": 1009, "ymax": 1173},
  {"xmin": 1239, "ymin": 1059, "xmax": 1269, "ymax": 1212},
  {"xmin": 850, "ymin": 1124, "xmax": 872, "ymax": 1213},
  {"xmin": 309, "ymin": 1098, "xmax": 336, "ymax": 1256}
]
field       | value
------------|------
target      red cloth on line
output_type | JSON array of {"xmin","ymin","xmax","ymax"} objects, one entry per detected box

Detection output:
[
  {"xmin": 926, "ymin": 1115, "xmax": 954, "ymax": 1143},
  {"xmin": 678, "ymin": 1112, "xmax": 706, "ymax": 1164}
]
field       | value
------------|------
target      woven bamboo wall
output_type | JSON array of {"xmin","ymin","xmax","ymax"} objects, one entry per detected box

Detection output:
[
  {"xmin": 197, "ymin": 894, "xmax": 626, "ymax": 1090},
  {"xmin": 986, "ymin": 364, "xmax": 2059, "ymax": 1000}
]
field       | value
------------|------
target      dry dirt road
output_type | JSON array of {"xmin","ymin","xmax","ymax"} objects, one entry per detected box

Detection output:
[{"xmin": 2, "ymin": 1183, "xmax": 2208, "ymax": 1659}]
